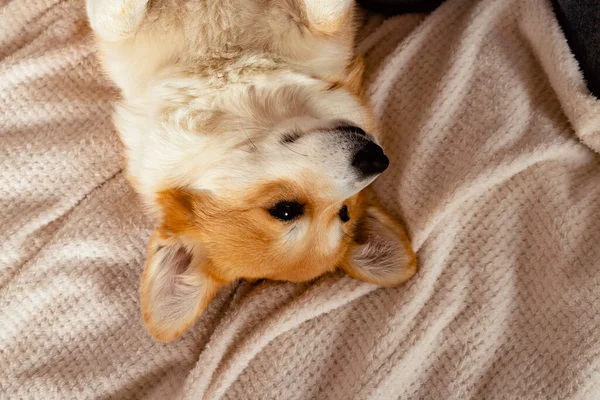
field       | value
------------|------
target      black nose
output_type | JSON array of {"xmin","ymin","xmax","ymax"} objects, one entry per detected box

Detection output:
[{"xmin": 351, "ymin": 141, "xmax": 389, "ymax": 176}]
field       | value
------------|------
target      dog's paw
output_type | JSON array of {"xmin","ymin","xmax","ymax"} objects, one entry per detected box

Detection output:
[
  {"xmin": 86, "ymin": 0, "xmax": 149, "ymax": 42},
  {"xmin": 304, "ymin": 0, "xmax": 355, "ymax": 34}
]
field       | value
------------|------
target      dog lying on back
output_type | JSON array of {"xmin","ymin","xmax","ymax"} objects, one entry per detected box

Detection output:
[{"xmin": 86, "ymin": 0, "xmax": 417, "ymax": 342}]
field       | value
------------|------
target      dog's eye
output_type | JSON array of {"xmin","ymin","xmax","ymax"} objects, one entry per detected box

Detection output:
[
  {"xmin": 268, "ymin": 201, "xmax": 304, "ymax": 221},
  {"xmin": 339, "ymin": 205, "xmax": 350, "ymax": 223}
]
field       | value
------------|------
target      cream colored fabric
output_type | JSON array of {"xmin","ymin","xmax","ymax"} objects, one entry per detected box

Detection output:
[{"xmin": 1, "ymin": 0, "xmax": 599, "ymax": 399}]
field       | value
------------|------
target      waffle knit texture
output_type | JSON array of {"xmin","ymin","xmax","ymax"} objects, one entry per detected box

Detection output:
[{"xmin": 1, "ymin": 0, "xmax": 599, "ymax": 398}]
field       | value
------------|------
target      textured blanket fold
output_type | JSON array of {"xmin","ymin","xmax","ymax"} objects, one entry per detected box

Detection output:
[{"xmin": 1, "ymin": 0, "xmax": 599, "ymax": 398}]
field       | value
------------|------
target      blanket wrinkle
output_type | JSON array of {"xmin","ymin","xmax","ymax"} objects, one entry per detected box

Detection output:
[{"xmin": 1, "ymin": 0, "xmax": 599, "ymax": 399}]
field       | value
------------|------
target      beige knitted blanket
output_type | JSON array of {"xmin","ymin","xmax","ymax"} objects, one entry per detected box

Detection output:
[{"xmin": 1, "ymin": 0, "xmax": 599, "ymax": 398}]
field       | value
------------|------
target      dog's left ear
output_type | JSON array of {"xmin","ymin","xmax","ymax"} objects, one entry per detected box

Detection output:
[
  {"xmin": 140, "ymin": 231, "xmax": 223, "ymax": 342},
  {"xmin": 341, "ymin": 201, "xmax": 417, "ymax": 286}
]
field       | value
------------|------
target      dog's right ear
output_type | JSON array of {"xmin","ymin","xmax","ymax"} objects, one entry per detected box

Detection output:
[
  {"xmin": 341, "ymin": 196, "xmax": 417, "ymax": 287},
  {"xmin": 140, "ymin": 231, "xmax": 222, "ymax": 342}
]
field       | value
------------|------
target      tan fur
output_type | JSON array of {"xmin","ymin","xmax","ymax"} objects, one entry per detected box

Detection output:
[
  {"xmin": 155, "ymin": 181, "xmax": 363, "ymax": 283},
  {"xmin": 87, "ymin": 0, "xmax": 417, "ymax": 341}
]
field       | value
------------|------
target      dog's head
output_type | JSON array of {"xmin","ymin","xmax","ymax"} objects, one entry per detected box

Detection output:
[{"xmin": 131, "ymin": 83, "xmax": 416, "ymax": 341}]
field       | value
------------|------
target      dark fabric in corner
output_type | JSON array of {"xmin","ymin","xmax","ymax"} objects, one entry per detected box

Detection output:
[
  {"xmin": 357, "ymin": 0, "xmax": 444, "ymax": 15},
  {"xmin": 552, "ymin": 0, "xmax": 600, "ymax": 98}
]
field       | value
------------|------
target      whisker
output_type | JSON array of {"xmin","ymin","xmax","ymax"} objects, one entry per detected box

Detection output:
[
  {"xmin": 282, "ymin": 142, "xmax": 308, "ymax": 157},
  {"xmin": 242, "ymin": 124, "xmax": 257, "ymax": 151}
]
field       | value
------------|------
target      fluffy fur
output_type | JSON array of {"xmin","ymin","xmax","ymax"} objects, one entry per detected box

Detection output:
[{"xmin": 87, "ymin": 0, "xmax": 416, "ymax": 342}]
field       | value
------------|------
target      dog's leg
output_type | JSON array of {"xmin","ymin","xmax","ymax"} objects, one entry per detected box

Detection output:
[
  {"xmin": 86, "ymin": 0, "xmax": 149, "ymax": 42},
  {"xmin": 303, "ymin": 0, "xmax": 355, "ymax": 34}
]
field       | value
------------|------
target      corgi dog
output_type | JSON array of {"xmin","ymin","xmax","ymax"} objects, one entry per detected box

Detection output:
[{"xmin": 86, "ymin": 0, "xmax": 416, "ymax": 342}]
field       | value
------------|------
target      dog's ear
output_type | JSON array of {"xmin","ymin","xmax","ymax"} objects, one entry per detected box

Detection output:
[
  {"xmin": 341, "ymin": 200, "xmax": 417, "ymax": 286},
  {"xmin": 140, "ymin": 231, "xmax": 222, "ymax": 342}
]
